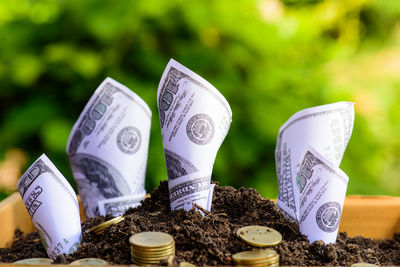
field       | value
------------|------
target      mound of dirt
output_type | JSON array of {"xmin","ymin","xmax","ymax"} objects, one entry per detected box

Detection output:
[{"xmin": 1, "ymin": 181, "xmax": 399, "ymax": 265}]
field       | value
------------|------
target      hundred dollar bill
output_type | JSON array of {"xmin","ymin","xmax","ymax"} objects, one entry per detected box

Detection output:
[
  {"xmin": 98, "ymin": 192, "xmax": 146, "ymax": 217},
  {"xmin": 298, "ymin": 146, "xmax": 348, "ymax": 244},
  {"xmin": 17, "ymin": 154, "xmax": 82, "ymax": 260},
  {"xmin": 157, "ymin": 59, "xmax": 232, "ymax": 211},
  {"xmin": 275, "ymin": 102, "xmax": 354, "ymax": 221},
  {"xmin": 67, "ymin": 77, "xmax": 151, "ymax": 218}
]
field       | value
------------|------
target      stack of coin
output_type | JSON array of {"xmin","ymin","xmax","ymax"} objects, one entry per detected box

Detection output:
[
  {"xmin": 129, "ymin": 232, "xmax": 175, "ymax": 265},
  {"xmin": 232, "ymin": 249, "xmax": 279, "ymax": 267},
  {"xmin": 85, "ymin": 215, "xmax": 125, "ymax": 235},
  {"xmin": 180, "ymin": 262, "xmax": 196, "ymax": 267},
  {"xmin": 237, "ymin": 225, "xmax": 282, "ymax": 247}
]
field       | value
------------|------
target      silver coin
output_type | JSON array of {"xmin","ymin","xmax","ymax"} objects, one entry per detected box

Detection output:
[{"xmin": 13, "ymin": 258, "xmax": 54, "ymax": 265}]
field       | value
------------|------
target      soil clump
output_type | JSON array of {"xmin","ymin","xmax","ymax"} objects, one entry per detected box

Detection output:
[{"xmin": 0, "ymin": 181, "xmax": 399, "ymax": 265}]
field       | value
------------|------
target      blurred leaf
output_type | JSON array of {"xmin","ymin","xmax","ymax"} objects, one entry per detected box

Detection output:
[
  {"xmin": 0, "ymin": 190, "xmax": 8, "ymax": 201},
  {"xmin": 1, "ymin": 0, "xmax": 400, "ymax": 201},
  {"xmin": 40, "ymin": 119, "xmax": 73, "ymax": 153},
  {"xmin": 0, "ymin": 99, "xmax": 59, "ymax": 148},
  {"xmin": 11, "ymin": 54, "xmax": 44, "ymax": 86}
]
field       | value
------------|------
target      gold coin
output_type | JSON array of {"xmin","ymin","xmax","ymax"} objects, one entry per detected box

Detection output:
[
  {"xmin": 131, "ymin": 249, "xmax": 175, "ymax": 258},
  {"xmin": 132, "ymin": 244, "xmax": 175, "ymax": 252},
  {"xmin": 237, "ymin": 226, "xmax": 282, "ymax": 247},
  {"xmin": 132, "ymin": 260, "xmax": 156, "ymax": 265},
  {"xmin": 131, "ymin": 255, "xmax": 165, "ymax": 264},
  {"xmin": 132, "ymin": 248, "xmax": 175, "ymax": 257},
  {"xmin": 131, "ymin": 253, "xmax": 175, "ymax": 260},
  {"xmin": 93, "ymin": 227, "xmax": 107, "ymax": 234},
  {"xmin": 233, "ymin": 257, "xmax": 279, "ymax": 266},
  {"xmin": 85, "ymin": 216, "xmax": 125, "ymax": 235},
  {"xmin": 237, "ymin": 254, "xmax": 279, "ymax": 265},
  {"xmin": 351, "ymin": 263, "xmax": 379, "ymax": 267},
  {"xmin": 241, "ymin": 255, "xmax": 279, "ymax": 266},
  {"xmin": 131, "ymin": 257, "xmax": 168, "ymax": 264},
  {"xmin": 131, "ymin": 241, "xmax": 175, "ymax": 251},
  {"xmin": 129, "ymin": 232, "xmax": 174, "ymax": 248},
  {"xmin": 132, "ymin": 260, "xmax": 160, "ymax": 265},
  {"xmin": 131, "ymin": 259, "xmax": 159, "ymax": 265},
  {"xmin": 131, "ymin": 253, "xmax": 172, "ymax": 261},
  {"xmin": 69, "ymin": 258, "xmax": 108, "ymax": 265},
  {"xmin": 232, "ymin": 249, "xmax": 277, "ymax": 263},
  {"xmin": 265, "ymin": 262, "xmax": 280, "ymax": 267},
  {"xmin": 180, "ymin": 262, "xmax": 196, "ymax": 267},
  {"xmin": 13, "ymin": 258, "xmax": 54, "ymax": 265},
  {"xmin": 243, "ymin": 262, "xmax": 279, "ymax": 267}
]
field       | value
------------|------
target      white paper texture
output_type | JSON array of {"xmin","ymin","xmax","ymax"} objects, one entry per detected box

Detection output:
[
  {"xmin": 298, "ymin": 146, "xmax": 348, "ymax": 244},
  {"xmin": 275, "ymin": 102, "xmax": 354, "ymax": 220},
  {"xmin": 17, "ymin": 154, "xmax": 82, "ymax": 259},
  {"xmin": 157, "ymin": 59, "xmax": 232, "ymax": 211},
  {"xmin": 98, "ymin": 192, "xmax": 146, "ymax": 217},
  {"xmin": 67, "ymin": 77, "xmax": 151, "ymax": 218}
]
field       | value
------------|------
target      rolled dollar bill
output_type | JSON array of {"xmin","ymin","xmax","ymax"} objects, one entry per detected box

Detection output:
[
  {"xmin": 17, "ymin": 154, "xmax": 82, "ymax": 259},
  {"xmin": 67, "ymin": 77, "xmax": 151, "ymax": 218},
  {"xmin": 157, "ymin": 59, "xmax": 232, "ymax": 211},
  {"xmin": 298, "ymin": 146, "xmax": 348, "ymax": 244},
  {"xmin": 275, "ymin": 102, "xmax": 354, "ymax": 221}
]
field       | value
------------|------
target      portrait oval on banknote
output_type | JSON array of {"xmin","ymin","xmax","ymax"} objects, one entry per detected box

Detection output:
[
  {"xmin": 70, "ymin": 154, "xmax": 130, "ymax": 218},
  {"xmin": 116, "ymin": 126, "xmax": 142, "ymax": 154},
  {"xmin": 186, "ymin": 113, "xmax": 215, "ymax": 145},
  {"xmin": 315, "ymin": 201, "xmax": 341, "ymax": 233}
]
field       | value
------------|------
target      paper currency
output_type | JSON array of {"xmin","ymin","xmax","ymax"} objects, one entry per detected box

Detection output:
[
  {"xmin": 157, "ymin": 59, "xmax": 232, "ymax": 211},
  {"xmin": 298, "ymin": 146, "xmax": 348, "ymax": 244},
  {"xmin": 97, "ymin": 192, "xmax": 146, "ymax": 216},
  {"xmin": 275, "ymin": 102, "xmax": 354, "ymax": 221},
  {"xmin": 17, "ymin": 154, "xmax": 82, "ymax": 260},
  {"xmin": 67, "ymin": 77, "xmax": 151, "ymax": 218}
]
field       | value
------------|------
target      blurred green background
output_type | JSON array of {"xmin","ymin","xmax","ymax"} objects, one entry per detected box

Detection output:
[{"xmin": 1, "ymin": 0, "xmax": 400, "ymax": 201}]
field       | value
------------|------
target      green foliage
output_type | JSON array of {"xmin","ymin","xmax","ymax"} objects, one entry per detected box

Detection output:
[
  {"xmin": 0, "ymin": 191, "xmax": 8, "ymax": 202},
  {"xmin": 1, "ymin": 0, "xmax": 400, "ymax": 199}
]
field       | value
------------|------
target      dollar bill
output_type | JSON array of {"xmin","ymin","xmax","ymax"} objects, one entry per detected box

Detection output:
[
  {"xmin": 98, "ymin": 192, "xmax": 146, "ymax": 217},
  {"xmin": 298, "ymin": 146, "xmax": 348, "ymax": 244},
  {"xmin": 67, "ymin": 77, "xmax": 151, "ymax": 218},
  {"xmin": 157, "ymin": 59, "xmax": 232, "ymax": 211},
  {"xmin": 17, "ymin": 154, "xmax": 82, "ymax": 260},
  {"xmin": 167, "ymin": 172, "xmax": 215, "ymax": 211},
  {"xmin": 275, "ymin": 102, "xmax": 354, "ymax": 221}
]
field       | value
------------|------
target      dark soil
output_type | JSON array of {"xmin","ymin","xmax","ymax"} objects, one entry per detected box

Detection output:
[{"xmin": 1, "ymin": 181, "xmax": 399, "ymax": 265}]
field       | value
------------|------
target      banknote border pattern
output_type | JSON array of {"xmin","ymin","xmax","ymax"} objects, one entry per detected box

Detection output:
[
  {"xmin": 339, "ymin": 109, "xmax": 354, "ymax": 149},
  {"xmin": 169, "ymin": 177, "xmax": 210, "ymax": 203},
  {"xmin": 158, "ymin": 67, "xmax": 231, "ymax": 129},
  {"xmin": 275, "ymin": 105, "xmax": 353, "ymax": 219},
  {"xmin": 103, "ymin": 199, "xmax": 141, "ymax": 216},
  {"xmin": 297, "ymin": 150, "xmax": 323, "ymax": 194},
  {"xmin": 18, "ymin": 159, "xmax": 51, "ymax": 198},
  {"xmin": 68, "ymin": 81, "xmax": 151, "ymax": 156},
  {"xmin": 18, "ymin": 159, "xmax": 78, "ymax": 209}
]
